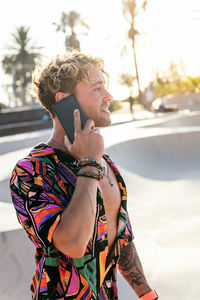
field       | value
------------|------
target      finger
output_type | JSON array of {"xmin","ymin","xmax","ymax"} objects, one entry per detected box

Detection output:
[
  {"xmin": 74, "ymin": 109, "xmax": 82, "ymax": 133},
  {"xmin": 84, "ymin": 119, "xmax": 95, "ymax": 132},
  {"xmin": 93, "ymin": 128, "xmax": 100, "ymax": 134}
]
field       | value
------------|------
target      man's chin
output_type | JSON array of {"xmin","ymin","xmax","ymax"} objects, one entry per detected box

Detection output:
[
  {"xmin": 98, "ymin": 118, "xmax": 111, "ymax": 128},
  {"xmin": 94, "ymin": 117, "xmax": 111, "ymax": 128}
]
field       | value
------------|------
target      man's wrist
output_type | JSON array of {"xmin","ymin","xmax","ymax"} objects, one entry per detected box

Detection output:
[
  {"xmin": 139, "ymin": 290, "xmax": 158, "ymax": 300},
  {"xmin": 78, "ymin": 165, "xmax": 100, "ymax": 173}
]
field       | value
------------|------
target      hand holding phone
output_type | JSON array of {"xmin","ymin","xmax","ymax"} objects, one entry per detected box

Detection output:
[
  {"xmin": 53, "ymin": 95, "xmax": 104, "ymax": 161},
  {"xmin": 53, "ymin": 95, "xmax": 87, "ymax": 144}
]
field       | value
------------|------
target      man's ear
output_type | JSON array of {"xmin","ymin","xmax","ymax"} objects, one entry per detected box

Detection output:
[{"xmin": 55, "ymin": 92, "xmax": 69, "ymax": 103}]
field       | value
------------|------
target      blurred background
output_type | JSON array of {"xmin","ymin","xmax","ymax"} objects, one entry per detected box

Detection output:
[{"xmin": 0, "ymin": 0, "xmax": 200, "ymax": 299}]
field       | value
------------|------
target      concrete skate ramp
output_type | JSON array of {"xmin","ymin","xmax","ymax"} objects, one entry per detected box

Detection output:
[
  {"xmin": 147, "ymin": 113, "xmax": 200, "ymax": 128},
  {"xmin": 107, "ymin": 131, "xmax": 200, "ymax": 181},
  {"xmin": 0, "ymin": 229, "xmax": 35, "ymax": 300},
  {"xmin": 106, "ymin": 128, "xmax": 200, "ymax": 300}
]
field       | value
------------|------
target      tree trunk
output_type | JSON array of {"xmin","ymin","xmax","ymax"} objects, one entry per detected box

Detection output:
[
  {"xmin": 132, "ymin": 41, "xmax": 142, "ymax": 98},
  {"xmin": 21, "ymin": 88, "xmax": 26, "ymax": 106}
]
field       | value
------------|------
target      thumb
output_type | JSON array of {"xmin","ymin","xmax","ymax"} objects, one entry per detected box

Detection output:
[{"xmin": 64, "ymin": 135, "xmax": 72, "ymax": 152}]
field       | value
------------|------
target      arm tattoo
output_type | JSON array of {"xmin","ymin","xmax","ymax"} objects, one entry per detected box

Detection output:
[{"xmin": 118, "ymin": 241, "xmax": 151, "ymax": 297}]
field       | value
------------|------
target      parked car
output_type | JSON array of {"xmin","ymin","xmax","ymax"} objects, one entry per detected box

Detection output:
[{"xmin": 152, "ymin": 97, "xmax": 179, "ymax": 112}]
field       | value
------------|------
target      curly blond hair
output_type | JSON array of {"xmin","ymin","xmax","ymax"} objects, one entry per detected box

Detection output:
[{"xmin": 31, "ymin": 50, "xmax": 108, "ymax": 117}]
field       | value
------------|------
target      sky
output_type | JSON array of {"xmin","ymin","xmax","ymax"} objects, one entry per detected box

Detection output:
[{"xmin": 1, "ymin": 0, "xmax": 200, "ymax": 105}]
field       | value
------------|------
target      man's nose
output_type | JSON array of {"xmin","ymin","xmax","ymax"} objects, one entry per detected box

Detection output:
[{"xmin": 103, "ymin": 90, "xmax": 113, "ymax": 102}]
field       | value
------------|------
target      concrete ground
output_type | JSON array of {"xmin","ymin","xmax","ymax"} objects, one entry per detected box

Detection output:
[{"xmin": 1, "ymin": 107, "xmax": 200, "ymax": 299}]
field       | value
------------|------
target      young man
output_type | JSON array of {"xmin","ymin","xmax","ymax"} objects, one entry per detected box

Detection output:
[{"xmin": 10, "ymin": 51, "xmax": 158, "ymax": 300}]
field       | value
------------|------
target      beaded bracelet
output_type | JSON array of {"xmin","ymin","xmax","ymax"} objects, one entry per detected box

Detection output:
[
  {"xmin": 77, "ymin": 162, "xmax": 105, "ymax": 173},
  {"xmin": 77, "ymin": 164, "xmax": 105, "ymax": 179},
  {"xmin": 77, "ymin": 170, "xmax": 103, "ymax": 180}
]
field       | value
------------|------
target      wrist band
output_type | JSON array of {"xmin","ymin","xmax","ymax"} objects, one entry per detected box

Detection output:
[
  {"xmin": 77, "ymin": 170, "xmax": 103, "ymax": 181},
  {"xmin": 77, "ymin": 157, "xmax": 100, "ymax": 166},
  {"xmin": 139, "ymin": 290, "xmax": 158, "ymax": 300}
]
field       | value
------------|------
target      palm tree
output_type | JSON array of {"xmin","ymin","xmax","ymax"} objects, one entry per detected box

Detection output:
[
  {"xmin": 53, "ymin": 11, "xmax": 90, "ymax": 50},
  {"xmin": 121, "ymin": 0, "xmax": 147, "ymax": 101},
  {"xmin": 119, "ymin": 73, "xmax": 136, "ymax": 95},
  {"xmin": 2, "ymin": 26, "xmax": 42, "ymax": 106}
]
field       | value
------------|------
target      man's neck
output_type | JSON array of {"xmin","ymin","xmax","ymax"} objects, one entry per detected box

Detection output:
[
  {"xmin": 47, "ymin": 140, "xmax": 68, "ymax": 153},
  {"xmin": 47, "ymin": 117, "xmax": 67, "ymax": 152}
]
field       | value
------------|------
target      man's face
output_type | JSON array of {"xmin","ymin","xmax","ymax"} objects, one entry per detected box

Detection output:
[{"xmin": 74, "ymin": 65, "xmax": 113, "ymax": 127}]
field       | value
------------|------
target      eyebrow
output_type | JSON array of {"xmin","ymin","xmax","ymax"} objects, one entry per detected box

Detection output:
[{"xmin": 90, "ymin": 80, "xmax": 105, "ymax": 86}]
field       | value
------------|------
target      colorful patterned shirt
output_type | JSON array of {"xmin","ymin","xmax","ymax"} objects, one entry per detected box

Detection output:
[{"xmin": 10, "ymin": 143, "xmax": 133, "ymax": 299}]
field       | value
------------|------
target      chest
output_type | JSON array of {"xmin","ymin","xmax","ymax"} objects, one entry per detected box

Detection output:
[
  {"xmin": 98, "ymin": 160, "xmax": 122, "ymax": 248},
  {"xmin": 98, "ymin": 159, "xmax": 121, "ymax": 207}
]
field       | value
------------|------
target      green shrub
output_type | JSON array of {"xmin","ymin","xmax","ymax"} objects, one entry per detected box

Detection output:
[
  {"xmin": 0, "ymin": 102, "xmax": 7, "ymax": 110},
  {"xmin": 109, "ymin": 101, "xmax": 122, "ymax": 112}
]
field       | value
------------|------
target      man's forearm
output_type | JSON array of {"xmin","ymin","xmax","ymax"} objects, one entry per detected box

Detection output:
[
  {"xmin": 118, "ymin": 241, "xmax": 152, "ymax": 298},
  {"xmin": 53, "ymin": 165, "xmax": 98, "ymax": 257}
]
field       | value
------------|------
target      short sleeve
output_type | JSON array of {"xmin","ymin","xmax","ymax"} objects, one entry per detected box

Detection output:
[
  {"xmin": 123, "ymin": 212, "xmax": 134, "ymax": 247},
  {"xmin": 10, "ymin": 157, "xmax": 72, "ymax": 249}
]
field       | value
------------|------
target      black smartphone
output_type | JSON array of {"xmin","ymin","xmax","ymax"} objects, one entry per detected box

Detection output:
[{"xmin": 53, "ymin": 95, "xmax": 87, "ymax": 143}]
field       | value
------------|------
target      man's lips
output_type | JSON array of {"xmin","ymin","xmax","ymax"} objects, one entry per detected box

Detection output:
[
  {"xmin": 101, "ymin": 108, "xmax": 110, "ymax": 115},
  {"xmin": 101, "ymin": 108, "xmax": 110, "ymax": 113},
  {"xmin": 101, "ymin": 104, "xmax": 110, "ymax": 111}
]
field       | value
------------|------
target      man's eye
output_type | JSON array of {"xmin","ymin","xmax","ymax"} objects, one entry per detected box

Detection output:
[{"xmin": 95, "ymin": 87, "xmax": 101, "ymax": 91}]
